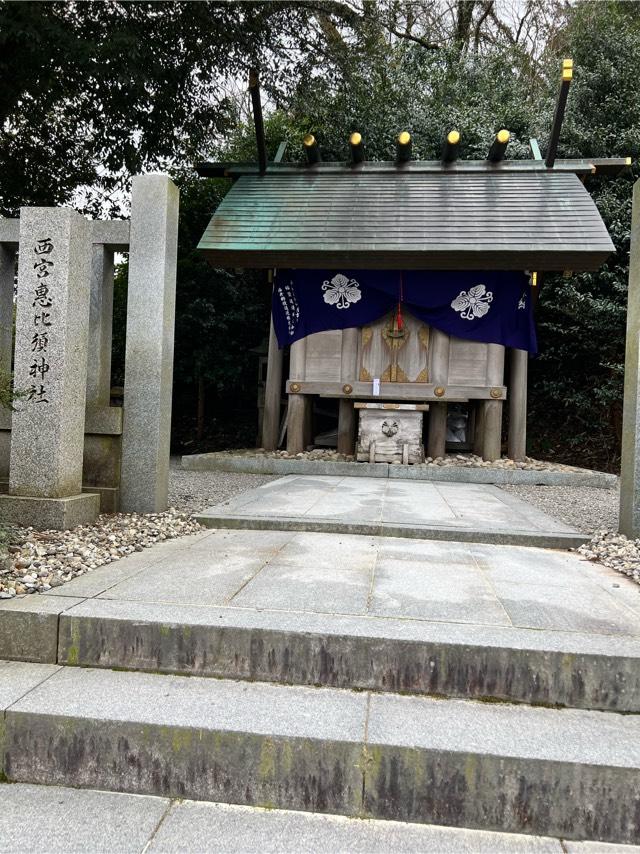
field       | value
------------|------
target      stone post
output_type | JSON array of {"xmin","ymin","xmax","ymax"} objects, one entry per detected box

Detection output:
[
  {"xmin": 120, "ymin": 175, "xmax": 179, "ymax": 514},
  {"xmin": 508, "ymin": 348, "xmax": 528, "ymax": 461},
  {"xmin": 619, "ymin": 179, "xmax": 640, "ymax": 537},
  {"xmin": 0, "ymin": 207, "xmax": 99, "ymax": 529},
  {"xmin": 86, "ymin": 244, "xmax": 115, "ymax": 409}
]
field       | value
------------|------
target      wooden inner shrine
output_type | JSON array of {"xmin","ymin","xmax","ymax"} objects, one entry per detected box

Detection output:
[{"xmin": 197, "ymin": 62, "xmax": 629, "ymax": 464}]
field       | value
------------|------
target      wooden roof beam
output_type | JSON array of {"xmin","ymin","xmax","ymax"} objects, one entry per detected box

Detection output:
[
  {"xmin": 442, "ymin": 130, "xmax": 460, "ymax": 163},
  {"xmin": 303, "ymin": 133, "xmax": 321, "ymax": 165},
  {"xmin": 350, "ymin": 132, "xmax": 365, "ymax": 164},
  {"xmin": 545, "ymin": 59, "xmax": 573, "ymax": 169},
  {"xmin": 396, "ymin": 131, "xmax": 412, "ymax": 163},
  {"xmin": 488, "ymin": 129, "xmax": 510, "ymax": 163},
  {"xmin": 194, "ymin": 157, "xmax": 631, "ymax": 178},
  {"xmin": 248, "ymin": 68, "xmax": 267, "ymax": 174}
]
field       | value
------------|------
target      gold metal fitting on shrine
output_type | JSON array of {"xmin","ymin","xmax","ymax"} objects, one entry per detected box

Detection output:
[
  {"xmin": 434, "ymin": 386, "xmax": 445, "ymax": 398},
  {"xmin": 342, "ymin": 384, "xmax": 353, "ymax": 395},
  {"xmin": 290, "ymin": 382, "xmax": 301, "ymax": 393},
  {"xmin": 490, "ymin": 387, "xmax": 502, "ymax": 399}
]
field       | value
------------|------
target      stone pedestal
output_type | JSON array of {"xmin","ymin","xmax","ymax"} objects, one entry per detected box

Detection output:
[
  {"xmin": 0, "ymin": 207, "xmax": 99, "ymax": 529},
  {"xmin": 356, "ymin": 403, "xmax": 427, "ymax": 464},
  {"xmin": 120, "ymin": 175, "xmax": 179, "ymax": 514}
]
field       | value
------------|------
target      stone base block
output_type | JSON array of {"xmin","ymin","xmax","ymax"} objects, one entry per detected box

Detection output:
[
  {"xmin": 82, "ymin": 485, "xmax": 119, "ymax": 514},
  {"xmin": 0, "ymin": 492, "xmax": 100, "ymax": 530}
]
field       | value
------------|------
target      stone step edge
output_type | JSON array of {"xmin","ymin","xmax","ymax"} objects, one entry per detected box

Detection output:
[
  {"xmin": 182, "ymin": 452, "xmax": 618, "ymax": 489},
  {"xmin": 4, "ymin": 665, "xmax": 640, "ymax": 845},
  {"xmin": 5, "ymin": 781, "xmax": 633, "ymax": 852},
  {"xmin": 194, "ymin": 512, "xmax": 588, "ymax": 550},
  {"xmin": 3, "ymin": 595, "xmax": 640, "ymax": 711}
]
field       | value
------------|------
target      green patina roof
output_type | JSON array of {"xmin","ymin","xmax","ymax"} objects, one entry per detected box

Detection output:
[{"xmin": 198, "ymin": 168, "xmax": 614, "ymax": 271}]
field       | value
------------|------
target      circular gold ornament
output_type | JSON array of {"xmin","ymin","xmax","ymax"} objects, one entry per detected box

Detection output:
[
  {"xmin": 490, "ymin": 387, "xmax": 502, "ymax": 399},
  {"xmin": 434, "ymin": 386, "xmax": 445, "ymax": 398},
  {"xmin": 342, "ymin": 384, "xmax": 353, "ymax": 395},
  {"xmin": 290, "ymin": 382, "xmax": 301, "ymax": 393}
]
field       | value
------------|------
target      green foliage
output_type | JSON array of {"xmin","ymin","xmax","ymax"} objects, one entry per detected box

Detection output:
[
  {"xmin": 526, "ymin": 1, "xmax": 640, "ymax": 468},
  {"xmin": 0, "ymin": 0, "xmax": 323, "ymax": 216}
]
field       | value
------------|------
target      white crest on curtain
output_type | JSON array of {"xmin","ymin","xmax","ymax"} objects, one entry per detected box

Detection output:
[
  {"xmin": 322, "ymin": 273, "xmax": 362, "ymax": 310},
  {"xmin": 450, "ymin": 284, "xmax": 494, "ymax": 320}
]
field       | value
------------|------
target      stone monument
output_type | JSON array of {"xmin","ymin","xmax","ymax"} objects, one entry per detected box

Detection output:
[{"xmin": 0, "ymin": 207, "xmax": 100, "ymax": 528}]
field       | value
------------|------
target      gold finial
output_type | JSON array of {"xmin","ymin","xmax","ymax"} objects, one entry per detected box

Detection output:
[
  {"xmin": 350, "ymin": 132, "xmax": 362, "ymax": 146},
  {"xmin": 398, "ymin": 131, "xmax": 411, "ymax": 145},
  {"xmin": 303, "ymin": 133, "xmax": 315, "ymax": 147},
  {"xmin": 447, "ymin": 130, "xmax": 460, "ymax": 145},
  {"xmin": 497, "ymin": 129, "xmax": 510, "ymax": 144}
]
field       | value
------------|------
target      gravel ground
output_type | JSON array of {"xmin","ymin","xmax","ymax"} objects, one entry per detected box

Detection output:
[
  {"xmin": 236, "ymin": 448, "xmax": 582, "ymax": 471},
  {"xmin": 498, "ymin": 483, "xmax": 619, "ymax": 535},
  {"xmin": 0, "ymin": 463, "xmax": 277, "ymax": 598},
  {"xmin": 168, "ymin": 458, "xmax": 277, "ymax": 515},
  {"xmin": 1, "ymin": 464, "xmax": 635, "ymax": 598}
]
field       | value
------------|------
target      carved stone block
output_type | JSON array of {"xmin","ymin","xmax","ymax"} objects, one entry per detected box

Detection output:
[{"xmin": 355, "ymin": 403, "xmax": 426, "ymax": 465}]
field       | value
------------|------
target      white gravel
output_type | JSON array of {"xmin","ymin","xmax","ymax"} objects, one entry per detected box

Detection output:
[
  {"xmin": 168, "ymin": 458, "xmax": 277, "ymax": 515},
  {"xmin": 239, "ymin": 448, "xmax": 582, "ymax": 471},
  {"xmin": 0, "ymin": 463, "xmax": 277, "ymax": 598},
  {"xmin": 498, "ymin": 483, "xmax": 619, "ymax": 535}
]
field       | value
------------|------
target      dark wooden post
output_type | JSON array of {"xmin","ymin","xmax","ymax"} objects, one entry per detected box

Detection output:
[
  {"xmin": 396, "ymin": 131, "xmax": 412, "ymax": 163},
  {"xmin": 442, "ymin": 130, "xmax": 460, "ymax": 163},
  {"xmin": 488, "ymin": 129, "xmax": 510, "ymax": 162},
  {"xmin": 262, "ymin": 300, "xmax": 283, "ymax": 450},
  {"xmin": 545, "ymin": 60, "xmax": 573, "ymax": 169},
  {"xmin": 350, "ymin": 132, "xmax": 364, "ymax": 164}
]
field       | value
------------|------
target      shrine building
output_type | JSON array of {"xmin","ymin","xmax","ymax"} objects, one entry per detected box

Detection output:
[{"xmin": 196, "ymin": 62, "xmax": 629, "ymax": 465}]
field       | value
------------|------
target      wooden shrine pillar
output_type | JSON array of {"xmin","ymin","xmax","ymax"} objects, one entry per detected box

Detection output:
[
  {"xmin": 508, "ymin": 348, "xmax": 528, "ymax": 461},
  {"xmin": 482, "ymin": 344, "xmax": 505, "ymax": 461},
  {"xmin": 337, "ymin": 328, "xmax": 358, "ymax": 455},
  {"xmin": 427, "ymin": 329, "xmax": 449, "ymax": 458},
  {"xmin": 287, "ymin": 337, "xmax": 311, "ymax": 454},
  {"xmin": 472, "ymin": 401, "xmax": 485, "ymax": 456},
  {"xmin": 262, "ymin": 310, "xmax": 283, "ymax": 451}
]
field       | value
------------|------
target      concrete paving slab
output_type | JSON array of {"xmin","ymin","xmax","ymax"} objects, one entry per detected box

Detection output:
[
  {"xmin": 0, "ymin": 595, "xmax": 83, "ymax": 662},
  {"xmin": 43, "ymin": 533, "xmax": 211, "ymax": 599},
  {"xmin": 494, "ymin": 581, "xmax": 640, "ymax": 636},
  {"xmin": 365, "ymin": 692, "xmax": 640, "ymax": 841},
  {"xmin": 0, "ymin": 660, "xmax": 59, "ymax": 711},
  {"xmin": 56, "ymin": 596, "xmax": 640, "ymax": 710},
  {"xmin": 197, "ymin": 476, "xmax": 587, "ymax": 548},
  {"xmin": 0, "ymin": 783, "xmax": 169, "ymax": 854},
  {"xmin": 148, "ymin": 799, "xmax": 563, "ymax": 853},
  {"xmin": 98, "ymin": 528, "xmax": 295, "ymax": 606},
  {"xmin": 370, "ymin": 559, "xmax": 511, "ymax": 625},
  {"xmin": 5, "ymin": 667, "xmax": 366, "ymax": 814}
]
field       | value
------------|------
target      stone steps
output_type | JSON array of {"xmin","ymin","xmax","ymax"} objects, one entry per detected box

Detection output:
[
  {"xmin": 2, "ymin": 661, "xmax": 640, "ymax": 844},
  {"xmin": 194, "ymin": 512, "xmax": 588, "ymax": 549},
  {"xmin": 4, "ymin": 595, "xmax": 640, "ymax": 711},
  {"xmin": 4, "ymin": 781, "xmax": 627, "ymax": 852}
]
